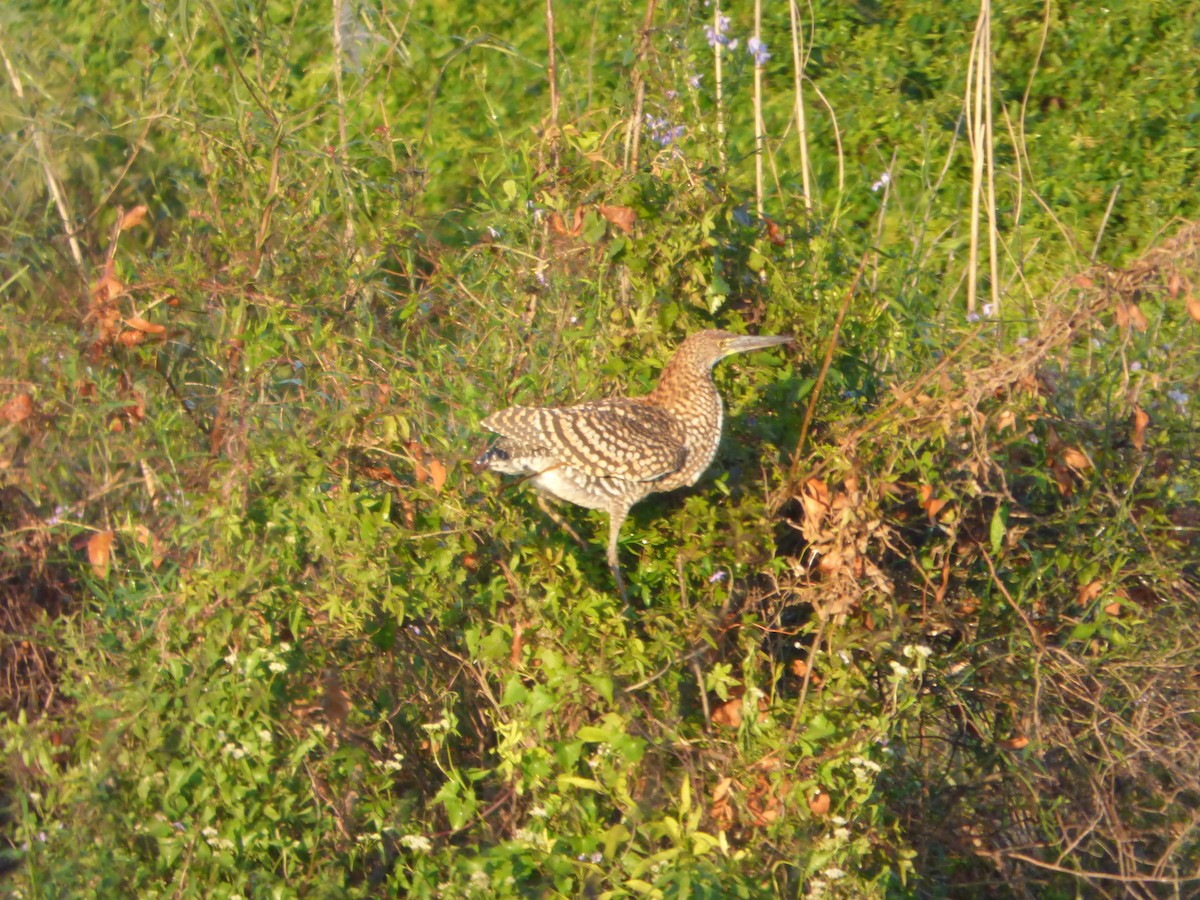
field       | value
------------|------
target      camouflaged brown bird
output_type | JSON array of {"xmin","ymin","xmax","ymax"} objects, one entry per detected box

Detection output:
[{"xmin": 475, "ymin": 330, "xmax": 793, "ymax": 599}]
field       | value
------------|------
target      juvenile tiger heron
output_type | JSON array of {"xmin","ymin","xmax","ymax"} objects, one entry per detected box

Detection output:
[{"xmin": 476, "ymin": 330, "xmax": 793, "ymax": 598}]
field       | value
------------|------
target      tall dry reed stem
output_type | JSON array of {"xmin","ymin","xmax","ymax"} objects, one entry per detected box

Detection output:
[
  {"xmin": 623, "ymin": 0, "xmax": 659, "ymax": 170},
  {"xmin": 0, "ymin": 34, "xmax": 85, "ymax": 277},
  {"xmin": 752, "ymin": 0, "xmax": 766, "ymax": 220},
  {"xmin": 788, "ymin": 0, "xmax": 814, "ymax": 216},
  {"xmin": 965, "ymin": 0, "xmax": 998, "ymax": 317},
  {"xmin": 331, "ymin": 0, "xmax": 356, "ymax": 247},
  {"xmin": 713, "ymin": 3, "xmax": 726, "ymax": 171}
]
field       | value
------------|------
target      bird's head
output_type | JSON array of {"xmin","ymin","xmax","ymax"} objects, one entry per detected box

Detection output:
[{"xmin": 685, "ymin": 329, "xmax": 794, "ymax": 368}]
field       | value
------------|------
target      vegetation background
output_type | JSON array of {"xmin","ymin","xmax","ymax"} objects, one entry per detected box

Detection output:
[{"xmin": 2, "ymin": 0, "xmax": 1198, "ymax": 896}]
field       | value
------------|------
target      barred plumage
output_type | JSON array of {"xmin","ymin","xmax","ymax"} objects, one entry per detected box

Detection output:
[{"xmin": 476, "ymin": 330, "xmax": 793, "ymax": 598}]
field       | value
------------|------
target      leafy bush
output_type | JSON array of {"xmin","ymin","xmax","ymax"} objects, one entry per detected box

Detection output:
[{"xmin": 2, "ymin": 0, "xmax": 1198, "ymax": 896}]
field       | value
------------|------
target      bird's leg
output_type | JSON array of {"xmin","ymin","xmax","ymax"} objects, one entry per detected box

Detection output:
[
  {"xmin": 535, "ymin": 495, "xmax": 589, "ymax": 551},
  {"xmin": 607, "ymin": 506, "xmax": 630, "ymax": 602}
]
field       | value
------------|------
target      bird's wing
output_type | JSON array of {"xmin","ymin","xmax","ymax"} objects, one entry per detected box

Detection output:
[{"xmin": 481, "ymin": 400, "xmax": 688, "ymax": 482}]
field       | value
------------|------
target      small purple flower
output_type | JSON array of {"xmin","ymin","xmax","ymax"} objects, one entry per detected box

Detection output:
[
  {"xmin": 644, "ymin": 114, "xmax": 686, "ymax": 147},
  {"xmin": 1131, "ymin": 361, "xmax": 1142, "ymax": 372},
  {"xmin": 709, "ymin": 570, "xmax": 727, "ymax": 584},
  {"xmin": 705, "ymin": 14, "xmax": 737, "ymax": 50},
  {"xmin": 747, "ymin": 37, "xmax": 770, "ymax": 66},
  {"xmin": 688, "ymin": 73, "xmax": 703, "ymax": 89},
  {"xmin": 1167, "ymin": 388, "xmax": 1189, "ymax": 411},
  {"xmin": 871, "ymin": 171, "xmax": 891, "ymax": 192}
]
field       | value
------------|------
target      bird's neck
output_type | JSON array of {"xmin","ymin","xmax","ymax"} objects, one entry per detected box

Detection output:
[{"xmin": 648, "ymin": 353, "xmax": 724, "ymax": 483}]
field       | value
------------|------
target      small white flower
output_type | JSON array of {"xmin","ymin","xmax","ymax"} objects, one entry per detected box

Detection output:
[
  {"xmin": 268, "ymin": 660, "xmax": 287, "ymax": 674},
  {"xmin": 258, "ymin": 729, "xmax": 272, "ymax": 743},
  {"xmin": 889, "ymin": 660, "xmax": 911, "ymax": 678},
  {"xmin": 823, "ymin": 867, "xmax": 847, "ymax": 880},
  {"xmin": 400, "ymin": 833, "xmax": 433, "ymax": 852},
  {"xmin": 833, "ymin": 826, "xmax": 851, "ymax": 840}
]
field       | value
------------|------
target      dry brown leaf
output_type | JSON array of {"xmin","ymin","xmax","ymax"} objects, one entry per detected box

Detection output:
[
  {"xmin": 1050, "ymin": 461, "xmax": 1074, "ymax": 496},
  {"xmin": 712, "ymin": 698, "xmax": 743, "ymax": 728},
  {"xmin": 1167, "ymin": 271, "xmax": 1183, "ymax": 298},
  {"xmin": 790, "ymin": 659, "xmax": 822, "ymax": 685},
  {"xmin": 510, "ymin": 621, "xmax": 524, "ymax": 668},
  {"xmin": 133, "ymin": 524, "xmax": 166, "ymax": 568},
  {"xmin": 998, "ymin": 735, "xmax": 1029, "ymax": 751},
  {"xmin": 919, "ymin": 485, "xmax": 948, "ymax": 520},
  {"xmin": 87, "ymin": 530, "xmax": 114, "ymax": 577},
  {"xmin": 1114, "ymin": 302, "xmax": 1130, "ymax": 330},
  {"xmin": 995, "ymin": 409, "xmax": 1016, "ymax": 432},
  {"xmin": 765, "ymin": 217, "xmax": 785, "ymax": 246},
  {"xmin": 117, "ymin": 330, "xmax": 146, "ymax": 347},
  {"xmin": 2, "ymin": 393, "xmax": 34, "ymax": 423},
  {"xmin": 597, "ymin": 204, "xmax": 636, "ymax": 235},
  {"xmin": 1187, "ymin": 294, "xmax": 1200, "ymax": 322},
  {"xmin": 1103, "ymin": 599, "xmax": 1123, "ymax": 616},
  {"xmin": 428, "ymin": 458, "xmax": 448, "ymax": 493},
  {"xmin": 1071, "ymin": 274, "xmax": 1094, "ymax": 289},
  {"xmin": 1077, "ymin": 581, "xmax": 1103, "ymax": 606},
  {"xmin": 1045, "ymin": 425, "xmax": 1064, "ymax": 454},
  {"xmin": 1127, "ymin": 303, "xmax": 1148, "ymax": 331},
  {"xmin": 1062, "ymin": 447, "xmax": 1092, "ymax": 472},
  {"xmin": 1132, "ymin": 406, "xmax": 1150, "ymax": 450},
  {"xmin": 550, "ymin": 207, "xmax": 585, "ymax": 237},
  {"xmin": 799, "ymin": 478, "xmax": 830, "ymax": 539},
  {"xmin": 119, "ymin": 204, "xmax": 149, "ymax": 231},
  {"xmin": 808, "ymin": 790, "xmax": 831, "ymax": 816},
  {"xmin": 126, "ymin": 315, "xmax": 166, "ymax": 335}
]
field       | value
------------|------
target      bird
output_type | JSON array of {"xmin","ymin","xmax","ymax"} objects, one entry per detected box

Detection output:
[{"xmin": 475, "ymin": 330, "xmax": 793, "ymax": 599}]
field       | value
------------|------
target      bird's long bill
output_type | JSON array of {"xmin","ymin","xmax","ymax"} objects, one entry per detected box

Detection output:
[{"xmin": 725, "ymin": 334, "xmax": 793, "ymax": 355}]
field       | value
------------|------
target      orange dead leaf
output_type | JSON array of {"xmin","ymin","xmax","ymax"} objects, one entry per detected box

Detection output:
[
  {"xmin": 790, "ymin": 658, "xmax": 822, "ymax": 685},
  {"xmin": 1077, "ymin": 581, "xmax": 1103, "ymax": 606},
  {"xmin": 995, "ymin": 409, "xmax": 1016, "ymax": 432},
  {"xmin": 1071, "ymin": 274, "xmax": 1094, "ymax": 289},
  {"xmin": 428, "ymin": 458, "xmax": 448, "ymax": 493},
  {"xmin": 133, "ymin": 524, "xmax": 166, "ymax": 568},
  {"xmin": 117, "ymin": 330, "xmax": 147, "ymax": 347},
  {"xmin": 2, "ymin": 393, "xmax": 34, "ymax": 424},
  {"xmin": 1127, "ymin": 303, "xmax": 1148, "ymax": 332},
  {"xmin": 1132, "ymin": 406, "xmax": 1150, "ymax": 450},
  {"xmin": 550, "ymin": 207, "xmax": 585, "ymax": 237},
  {"xmin": 998, "ymin": 735, "xmax": 1029, "ymax": 751},
  {"xmin": 87, "ymin": 530, "xmax": 114, "ymax": 577},
  {"xmin": 510, "ymin": 621, "xmax": 525, "ymax": 668},
  {"xmin": 765, "ymin": 217, "xmax": 785, "ymax": 246},
  {"xmin": 712, "ymin": 698, "xmax": 743, "ymax": 728},
  {"xmin": 799, "ymin": 478, "xmax": 830, "ymax": 539},
  {"xmin": 1114, "ymin": 302, "xmax": 1130, "ymax": 330},
  {"xmin": 597, "ymin": 204, "xmax": 636, "ymax": 235},
  {"xmin": 1103, "ymin": 599, "xmax": 1123, "ymax": 616},
  {"xmin": 919, "ymin": 485, "xmax": 948, "ymax": 520},
  {"xmin": 1186, "ymin": 294, "xmax": 1200, "ymax": 322},
  {"xmin": 1061, "ymin": 447, "xmax": 1092, "ymax": 472},
  {"xmin": 126, "ymin": 316, "xmax": 166, "ymax": 335},
  {"xmin": 1050, "ymin": 460, "xmax": 1074, "ymax": 496},
  {"xmin": 808, "ymin": 790, "xmax": 831, "ymax": 816},
  {"xmin": 1167, "ymin": 271, "xmax": 1183, "ymax": 298},
  {"xmin": 119, "ymin": 204, "xmax": 149, "ymax": 232}
]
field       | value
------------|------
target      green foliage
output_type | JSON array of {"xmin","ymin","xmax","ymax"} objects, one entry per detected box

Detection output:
[{"xmin": 2, "ymin": 0, "xmax": 1198, "ymax": 896}]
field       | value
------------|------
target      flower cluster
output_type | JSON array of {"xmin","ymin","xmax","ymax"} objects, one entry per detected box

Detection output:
[
  {"xmin": 644, "ymin": 114, "xmax": 686, "ymax": 147},
  {"xmin": 704, "ymin": 14, "xmax": 738, "ymax": 50},
  {"xmin": 747, "ymin": 36, "xmax": 771, "ymax": 66}
]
